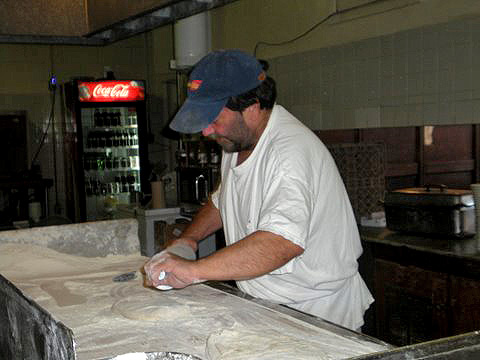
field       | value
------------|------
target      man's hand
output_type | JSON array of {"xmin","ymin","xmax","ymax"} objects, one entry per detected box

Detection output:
[{"xmin": 143, "ymin": 243, "xmax": 201, "ymax": 290}]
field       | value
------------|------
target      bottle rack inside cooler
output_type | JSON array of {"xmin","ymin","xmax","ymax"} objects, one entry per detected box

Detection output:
[{"xmin": 82, "ymin": 107, "xmax": 141, "ymax": 206}]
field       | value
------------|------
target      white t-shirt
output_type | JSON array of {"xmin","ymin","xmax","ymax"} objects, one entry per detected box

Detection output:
[{"xmin": 211, "ymin": 104, "xmax": 373, "ymax": 330}]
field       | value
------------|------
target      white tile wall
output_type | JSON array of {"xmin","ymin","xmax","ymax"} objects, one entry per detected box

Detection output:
[{"xmin": 272, "ymin": 16, "xmax": 480, "ymax": 129}]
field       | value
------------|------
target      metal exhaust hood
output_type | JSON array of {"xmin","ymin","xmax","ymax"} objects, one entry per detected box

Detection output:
[{"xmin": 0, "ymin": 0, "xmax": 239, "ymax": 46}]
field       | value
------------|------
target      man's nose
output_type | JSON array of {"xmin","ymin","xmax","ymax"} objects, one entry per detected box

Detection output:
[{"xmin": 202, "ymin": 124, "xmax": 215, "ymax": 137}]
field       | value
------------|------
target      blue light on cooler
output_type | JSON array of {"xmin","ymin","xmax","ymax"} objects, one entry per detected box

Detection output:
[{"xmin": 49, "ymin": 75, "xmax": 57, "ymax": 91}]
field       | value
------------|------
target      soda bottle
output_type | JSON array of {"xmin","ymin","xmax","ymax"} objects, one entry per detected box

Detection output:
[
  {"xmin": 104, "ymin": 110, "xmax": 111, "ymax": 127},
  {"xmin": 121, "ymin": 131, "xmax": 127, "ymax": 146},
  {"xmin": 105, "ymin": 156, "xmax": 113, "ymax": 169},
  {"xmin": 126, "ymin": 109, "xmax": 132, "ymax": 126},
  {"xmin": 90, "ymin": 131, "xmax": 99, "ymax": 148},
  {"xmin": 115, "ymin": 110, "xmax": 121, "ymax": 126},
  {"xmin": 128, "ymin": 108, "xmax": 137, "ymax": 125},
  {"xmin": 98, "ymin": 109, "xmax": 106, "ymax": 127},
  {"xmin": 86, "ymin": 133, "xmax": 92, "ymax": 148},
  {"xmin": 113, "ymin": 131, "xmax": 120, "ymax": 147},
  {"xmin": 132, "ymin": 130, "xmax": 138, "ymax": 146},
  {"xmin": 94, "ymin": 109, "xmax": 100, "ymax": 127},
  {"xmin": 131, "ymin": 110, "xmax": 137, "ymax": 125},
  {"xmin": 98, "ymin": 132, "xmax": 106, "ymax": 148},
  {"xmin": 105, "ymin": 131, "xmax": 112, "ymax": 148},
  {"xmin": 121, "ymin": 173, "xmax": 128, "ymax": 192}
]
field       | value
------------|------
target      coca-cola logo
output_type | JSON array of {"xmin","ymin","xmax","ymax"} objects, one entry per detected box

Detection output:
[
  {"xmin": 93, "ymin": 84, "xmax": 130, "ymax": 98},
  {"xmin": 78, "ymin": 81, "xmax": 144, "ymax": 102}
]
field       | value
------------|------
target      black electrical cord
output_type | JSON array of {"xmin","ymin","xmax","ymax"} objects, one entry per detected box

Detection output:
[
  {"xmin": 253, "ymin": 0, "xmax": 405, "ymax": 57},
  {"xmin": 30, "ymin": 86, "xmax": 56, "ymax": 170},
  {"xmin": 51, "ymin": 88, "xmax": 60, "ymax": 215},
  {"xmin": 253, "ymin": 10, "xmax": 339, "ymax": 57}
]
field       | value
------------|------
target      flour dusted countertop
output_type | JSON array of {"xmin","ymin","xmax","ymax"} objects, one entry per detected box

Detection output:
[{"xmin": 0, "ymin": 222, "xmax": 391, "ymax": 359}]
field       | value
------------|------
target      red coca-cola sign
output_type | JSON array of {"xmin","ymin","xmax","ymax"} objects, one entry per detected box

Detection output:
[{"xmin": 78, "ymin": 80, "xmax": 145, "ymax": 102}]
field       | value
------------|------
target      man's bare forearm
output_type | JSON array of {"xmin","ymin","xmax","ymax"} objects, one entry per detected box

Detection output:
[
  {"xmin": 179, "ymin": 199, "xmax": 223, "ymax": 246},
  {"xmin": 193, "ymin": 230, "xmax": 304, "ymax": 282}
]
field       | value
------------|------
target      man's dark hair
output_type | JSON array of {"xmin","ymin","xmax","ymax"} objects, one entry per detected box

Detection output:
[{"xmin": 226, "ymin": 60, "xmax": 277, "ymax": 112}]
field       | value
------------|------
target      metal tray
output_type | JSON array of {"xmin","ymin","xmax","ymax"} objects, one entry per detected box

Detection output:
[
  {"xmin": 383, "ymin": 185, "xmax": 475, "ymax": 237},
  {"xmin": 384, "ymin": 185, "xmax": 474, "ymax": 208}
]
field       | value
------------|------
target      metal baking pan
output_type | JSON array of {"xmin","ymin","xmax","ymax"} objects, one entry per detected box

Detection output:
[
  {"xmin": 384, "ymin": 185, "xmax": 475, "ymax": 238},
  {"xmin": 384, "ymin": 185, "xmax": 474, "ymax": 207}
]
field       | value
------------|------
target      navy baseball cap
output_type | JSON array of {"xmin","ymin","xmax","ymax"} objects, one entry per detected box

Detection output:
[{"xmin": 169, "ymin": 49, "xmax": 266, "ymax": 133}]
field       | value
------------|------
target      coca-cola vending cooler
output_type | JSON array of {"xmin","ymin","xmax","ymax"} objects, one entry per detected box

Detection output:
[{"xmin": 65, "ymin": 79, "xmax": 149, "ymax": 222}]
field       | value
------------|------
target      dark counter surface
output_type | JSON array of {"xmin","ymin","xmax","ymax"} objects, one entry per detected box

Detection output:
[
  {"xmin": 359, "ymin": 227, "xmax": 480, "ymax": 280},
  {"xmin": 358, "ymin": 227, "xmax": 480, "ymax": 358},
  {"xmin": 352, "ymin": 331, "xmax": 480, "ymax": 360}
]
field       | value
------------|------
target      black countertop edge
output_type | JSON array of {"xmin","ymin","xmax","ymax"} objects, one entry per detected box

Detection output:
[
  {"xmin": 350, "ymin": 331, "xmax": 480, "ymax": 360},
  {"xmin": 359, "ymin": 227, "xmax": 480, "ymax": 280}
]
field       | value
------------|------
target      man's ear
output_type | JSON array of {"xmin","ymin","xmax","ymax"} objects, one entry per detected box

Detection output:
[
  {"xmin": 243, "ymin": 101, "xmax": 263, "ymax": 129},
  {"xmin": 245, "ymin": 101, "xmax": 260, "ymax": 114}
]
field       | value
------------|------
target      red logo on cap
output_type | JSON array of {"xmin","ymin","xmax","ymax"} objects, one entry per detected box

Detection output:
[{"xmin": 188, "ymin": 80, "xmax": 202, "ymax": 91}]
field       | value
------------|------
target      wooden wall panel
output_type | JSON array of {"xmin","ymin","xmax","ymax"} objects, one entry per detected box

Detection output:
[
  {"xmin": 316, "ymin": 129, "xmax": 358, "ymax": 145},
  {"xmin": 316, "ymin": 125, "xmax": 477, "ymax": 192},
  {"xmin": 422, "ymin": 125, "xmax": 475, "ymax": 188},
  {"xmin": 362, "ymin": 128, "xmax": 418, "ymax": 165},
  {"xmin": 423, "ymin": 126, "xmax": 473, "ymax": 162},
  {"xmin": 363, "ymin": 128, "xmax": 419, "ymax": 183},
  {"xmin": 424, "ymin": 173, "xmax": 473, "ymax": 189}
]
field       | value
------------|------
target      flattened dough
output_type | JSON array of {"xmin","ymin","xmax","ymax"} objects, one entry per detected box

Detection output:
[
  {"xmin": 112, "ymin": 293, "xmax": 192, "ymax": 322},
  {"xmin": 206, "ymin": 326, "xmax": 378, "ymax": 360}
]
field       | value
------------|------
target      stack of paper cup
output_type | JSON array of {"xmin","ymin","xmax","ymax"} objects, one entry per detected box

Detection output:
[
  {"xmin": 28, "ymin": 202, "xmax": 42, "ymax": 223},
  {"xmin": 470, "ymin": 183, "xmax": 480, "ymax": 249},
  {"xmin": 151, "ymin": 180, "xmax": 166, "ymax": 209}
]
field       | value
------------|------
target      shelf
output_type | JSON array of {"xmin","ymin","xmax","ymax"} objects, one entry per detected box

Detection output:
[
  {"xmin": 176, "ymin": 165, "xmax": 220, "ymax": 170},
  {"xmin": 89, "ymin": 125, "xmax": 138, "ymax": 130},
  {"xmin": 85, "ymin": 167, "xmax": 140, "ymax": 172},
  {"xmin": 84, "ymin": 146, "xmax": 139, "ymax": 153},
  {"xmin": 0, "ymin": 178, "xmax": 53, "ymax": 189}
]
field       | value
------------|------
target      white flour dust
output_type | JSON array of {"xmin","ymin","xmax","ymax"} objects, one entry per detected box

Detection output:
[
  {"xmin": 0, "ymin": 243, "xmax": 389, "ymax": 360},
  {"xmin": 112, "ymin": 293, "xmax": 192, "ymax": 321}
]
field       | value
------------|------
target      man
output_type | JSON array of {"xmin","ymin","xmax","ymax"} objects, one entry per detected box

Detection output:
[{"xmin": 144, "ymin": 49, "xmax": 373, "ymax": 331}]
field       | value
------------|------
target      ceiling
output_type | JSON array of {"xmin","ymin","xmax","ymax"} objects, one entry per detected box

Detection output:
[{"xmin": 0, "ymin": 0, "xmax": 239, "ymax": 46}]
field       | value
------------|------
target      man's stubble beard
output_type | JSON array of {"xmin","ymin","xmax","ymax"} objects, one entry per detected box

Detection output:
[
  {"xmin": 209, "ymin": 114, "xmax": 256, "ymax": 153},
  {"xmin": 215, "ymin": 136, "xmax": 243, "ymax": 153}
]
